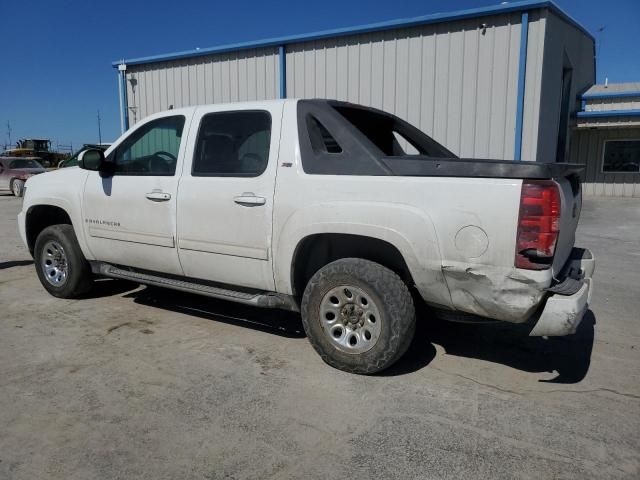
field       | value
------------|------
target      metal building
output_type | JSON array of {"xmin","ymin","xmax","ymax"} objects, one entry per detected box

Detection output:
[
  {"xmin": 570, "ymin": 82, "xmax": 640, "ymax": 197},
  {"xmin": 112, "ymin": 0, "xmax": 594, "ymax": 166}
]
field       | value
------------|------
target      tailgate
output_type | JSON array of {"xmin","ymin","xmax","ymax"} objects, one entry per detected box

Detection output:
[{"xmin": 552, "ymin": 174, "xmax": 582, "ymax": 274}]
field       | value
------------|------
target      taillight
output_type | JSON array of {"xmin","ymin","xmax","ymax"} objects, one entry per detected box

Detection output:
[{"xmin": 515, "ymin": 180, "xmax": 561, "ymax": 270}]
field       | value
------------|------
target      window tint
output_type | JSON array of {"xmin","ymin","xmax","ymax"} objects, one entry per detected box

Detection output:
[
  {"xmin": 9, "ymin": 159, "xmax": 43, "ymax": 169},
  {"xmin": 603, "ymin": 140, "xmax": 640, "ymax": 173},
  {"xmin": 113, "ymin": 115, "xmax": 185, "ymax": 175},
  {"xmin": 333, "ymin": 105, "xmax": 453, "ymax": 158},
  {"xmin": 307, "ymin": 115, "xmax": 342, "ymax": 153},
  {"xmin": 193, "ymin": 111, "xmax": 271, "ymax": 177}
]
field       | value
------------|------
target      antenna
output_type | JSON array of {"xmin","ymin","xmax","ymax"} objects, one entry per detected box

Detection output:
[
  {"xmin": 596, "ymin": 25, "xmax": 606, "ymax": 83},
  {"xmin": 97, "ymin": 110, "xmax": 102, "ymax": 144}
]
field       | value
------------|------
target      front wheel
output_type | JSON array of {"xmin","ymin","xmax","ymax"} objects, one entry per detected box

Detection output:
[
  {"xmin": 301, "ymin": 258, "xmax": 415, "ymax": 374},
  {"xmin": 11, "ymin": 179, "xmax": 25, "ymax": 197},
  {"xmin": 34, "ymin": 225, "xmax": 93, "ymax": 298}
]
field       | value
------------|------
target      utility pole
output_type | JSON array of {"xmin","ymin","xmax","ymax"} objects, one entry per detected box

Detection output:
[
  {"xmin": 6, "ymin": 121, "xmax": 11, "ymax": 150},
  {"xmin": 97, "ymin": 110, "xmax": 102, "ymax": 144}
]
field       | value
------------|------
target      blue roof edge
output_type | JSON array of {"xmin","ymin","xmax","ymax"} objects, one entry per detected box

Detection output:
[
  {"xmin": 112, "ymin": 0, "xmax": 593, "ymax": 68},
  {"xmin": 582, "ymin": 91, "xmax": 640, "ymax": 100},
  {"xmin": 577, "ymin": 109, "xmax": 640, "ymax": 118}
]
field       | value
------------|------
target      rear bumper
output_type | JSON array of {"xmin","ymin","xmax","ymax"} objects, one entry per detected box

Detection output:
[{"xmin": 529, "ymin": 248, "xmax": 595, "ymax": 336}]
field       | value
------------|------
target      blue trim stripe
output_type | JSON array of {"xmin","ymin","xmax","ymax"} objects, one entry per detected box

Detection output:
[
  {"xmin": 279, "ymin": 45, "xmax": 286, "ymax": 99},
  {"xmin": 111, "ymin": 1, "xmax": 592, "ymax": 68},
  {"xmin": 120, "ymin": 71, "xmax": 130, "ymax": 130},
  {"xmin": 514, "ymin": 12, "xmax": 529, "ymax": 161},
  {"xmin": 582, "ymin": 91, "xmax": 640, "ymax": 100},
  {"xmin": 577, "ymin": 109, "xmax": 640, "ymax": 118}
]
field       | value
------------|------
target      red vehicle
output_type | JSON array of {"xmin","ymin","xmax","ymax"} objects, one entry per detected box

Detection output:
[{"xmin": 0, "ymin": 157, "xmax": 46, "ymax": 197}]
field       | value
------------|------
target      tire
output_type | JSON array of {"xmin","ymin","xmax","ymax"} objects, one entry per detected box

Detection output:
[
  {"xmin": 11, "ymin": 179, "xmax": 25, "ymax": 197},
  {"xmin": 301, "ymin": 258, "xmax": 415, "ymax": 374},
  {"xmin": 34, "ymin": 225, "xmax": 93, "ymax": 298}
]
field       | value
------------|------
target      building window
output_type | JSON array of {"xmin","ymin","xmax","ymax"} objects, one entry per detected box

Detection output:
[{"xmin": 602, "ymin": 140, "xmax": 640, "ymax": 173}]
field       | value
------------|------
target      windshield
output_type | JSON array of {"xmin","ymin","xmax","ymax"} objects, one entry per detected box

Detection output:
[{"xmin": 9, "ymin": 159, "xmax": 43, "ymax": 169}]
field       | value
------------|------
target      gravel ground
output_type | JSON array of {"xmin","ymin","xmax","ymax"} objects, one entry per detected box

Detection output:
[{"xmin": 0, "ymin": 193, "xmax": 638, "ymax": 479}]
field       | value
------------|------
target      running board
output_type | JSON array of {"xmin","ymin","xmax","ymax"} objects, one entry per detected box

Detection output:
[{"xmin": 92, "ymin": 262, "xmax": 299, "ymax": 312}]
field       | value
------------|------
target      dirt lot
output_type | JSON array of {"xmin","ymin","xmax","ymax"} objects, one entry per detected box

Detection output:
[{"xmin": 1, "ymin": 193, "xmax": 639, "ymax": 479}]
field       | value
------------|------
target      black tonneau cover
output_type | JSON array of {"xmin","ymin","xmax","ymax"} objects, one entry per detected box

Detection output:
[{"xmin": 382, "ymin": 156, "xmax": 585, "ymax": 180}]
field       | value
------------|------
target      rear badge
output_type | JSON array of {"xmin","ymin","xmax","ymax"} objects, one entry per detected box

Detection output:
[{"xmin": 281, "ymin": 162, "xmax": 292, "ymax": 167}]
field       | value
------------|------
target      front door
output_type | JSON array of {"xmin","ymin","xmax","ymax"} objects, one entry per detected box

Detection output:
[
  {"xmin": 82, "ymin": 114, "xmax": 190, "ymax": 275},
  {"xmin": 177, "ymin": 104, "xmax": 282, "ymax": 291}
]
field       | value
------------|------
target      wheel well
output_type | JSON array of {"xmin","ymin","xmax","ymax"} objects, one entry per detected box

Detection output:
[
  {"xmin": 291, "ymin": 233, "xmax": 414, "ymax": 297},
  {"xmin": 26, "ymin": 205, "xmax": 72, "ymax": 254}
]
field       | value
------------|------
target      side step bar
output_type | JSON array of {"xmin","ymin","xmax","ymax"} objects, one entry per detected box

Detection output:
[{"xmin": 92, "ymin": 262, "xmax": 299, "ymax": 312}]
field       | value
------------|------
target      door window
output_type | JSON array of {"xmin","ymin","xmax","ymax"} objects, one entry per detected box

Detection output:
[
  {"xmin": 192, "ymin": 111, "xmax": 271, "ymax": 177},
  {"xmin": 112, "ymin": 115, "xmax": 185, "ymax": 175}
]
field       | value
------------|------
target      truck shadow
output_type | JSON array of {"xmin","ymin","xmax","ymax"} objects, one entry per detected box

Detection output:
[
  {"xmin": 386, "ymin": 307, "xmax": 596, "ymax": 384},
  {"xmin": 124, "ymin": 286, "xmax": 305, "ymax": 338},
  {"xmin": 117, "ymin": 285, "xmax": 595, "ymax": 382},
  {"xmin": 0, "ymin": 260, "xmax": 34, "ymax": 270}
]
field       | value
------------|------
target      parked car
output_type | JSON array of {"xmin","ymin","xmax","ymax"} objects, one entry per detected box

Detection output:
[
  {"xmin": 0, "ymin": 156, "xmax": 46, "ymax": 197},
  {"xmin": 58, "ymin": 144, "xmax": 111, "ymax": 168},
  {"xmin": 17, "ymin": 99, "xmax": 594, "ymax": 374}
]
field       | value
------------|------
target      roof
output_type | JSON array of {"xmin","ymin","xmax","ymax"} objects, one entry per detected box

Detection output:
[
  {"xmin": 582, "ymin": 82, "xmax": 640, "ymax": 99},
  {"xmin": 113, "ymin": 0, "xmax": 593, "ymax": 68}
]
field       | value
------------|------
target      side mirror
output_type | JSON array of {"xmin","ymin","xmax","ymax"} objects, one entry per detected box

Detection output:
[{"xmin": 78, "ymin": 149, "xmax": 106, "ymax": 171}]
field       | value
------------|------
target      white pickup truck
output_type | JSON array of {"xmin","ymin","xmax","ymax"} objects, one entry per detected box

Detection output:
[{"xmin": 18, "ymin": 99, "xmax": 595, "ymax": 374}]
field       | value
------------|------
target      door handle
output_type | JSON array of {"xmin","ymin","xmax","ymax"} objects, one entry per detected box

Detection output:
[
  {"xmin": 145, "ymin": 191, "xmax": 171, "ymax": 202},
  {"xmin": 234, "ymin": 193, "xmax": 266, "ymax": 207}
]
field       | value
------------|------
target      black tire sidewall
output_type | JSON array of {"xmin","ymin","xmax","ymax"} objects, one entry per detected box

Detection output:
[
  {"xmin": 301, "ymin": 258, "xmax": 415, "ymax": 374},
  {"xmin": 34, "ymin": 225, "xmax": 91, "ymax": 298}
]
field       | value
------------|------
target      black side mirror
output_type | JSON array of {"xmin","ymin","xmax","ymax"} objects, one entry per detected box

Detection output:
[{"xmin": 78, "ymin": 149, "xmax": 106, "ymax": 171}]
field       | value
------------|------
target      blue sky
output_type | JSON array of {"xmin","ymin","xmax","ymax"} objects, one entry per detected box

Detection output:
[{"xmin": 1, "ymin": 0, "xmax": 638, "ymax": 150}]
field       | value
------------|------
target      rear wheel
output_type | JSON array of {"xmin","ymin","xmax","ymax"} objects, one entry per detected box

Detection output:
[
  {"xmin": 34, "ymin": 225, "xmax": 93, "ymax": 298},
  {"xmin": 301, "ymin": 258, "xmax": 415, "ymax": 374},
  {"xmin": 11, "ymin": 179, "xmax": 25, "ymax": 197}
]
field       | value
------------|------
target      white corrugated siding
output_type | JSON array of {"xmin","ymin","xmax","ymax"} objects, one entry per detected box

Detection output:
[
  {"xmin": 125, "ymin": 47, "xmax": 280, "ymax": 124},
  {"xmin": 585, "ymin": 96, "xmax": 640, "ymax": 111},
  {"xmin": 569, "ymin": 128, "xmax": 640, "ymax": 197},
  {"xmin": 285, "ymin": 13, "xmax": 523, "ymax": 159}
]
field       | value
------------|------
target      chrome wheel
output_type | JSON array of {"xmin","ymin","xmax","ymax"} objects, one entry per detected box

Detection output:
[
  {"xmin": 41, "ymin": 240, "xmax": 68, "ymax": 286},
  {"xmin": 319, "ymin": 285, "xmax": 382, "ymax": 354},
  {"xmin": 12, "ymin": 181, "xmax": 22, "ymax": 196}
]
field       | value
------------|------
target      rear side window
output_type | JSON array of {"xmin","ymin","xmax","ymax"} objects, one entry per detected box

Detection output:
[
  {"xmin": 193, "ymin": 111, "xmax": 271, "ymax": 177},
  {"xmin": 333, "ymin": 106, "xmax": 452, "ymax": 158}
]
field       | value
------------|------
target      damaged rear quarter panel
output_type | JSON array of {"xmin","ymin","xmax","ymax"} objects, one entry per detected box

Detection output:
[{"xmin": 441, "ymin": 263, "xmax": 552, "ymax": 322}]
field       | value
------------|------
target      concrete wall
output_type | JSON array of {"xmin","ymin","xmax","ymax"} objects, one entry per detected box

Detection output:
[
  {"xmin": 125, "ymin": 47, "xmax": 280, "ymax": 124},
  {"xmin": 569, "ymin": 127, "xmax": 640, "ymax": 197}
]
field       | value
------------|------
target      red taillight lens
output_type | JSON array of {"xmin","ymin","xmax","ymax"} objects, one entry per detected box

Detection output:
[{"xmin": 515, "ymin": 180, "xmax": 561, "ymax": 270}]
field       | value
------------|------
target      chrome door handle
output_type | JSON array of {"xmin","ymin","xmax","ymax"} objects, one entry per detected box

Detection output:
[
  {"xmin": 234, "ymin": 193, "xmax": 266, "ymax": 207},
  {"xmin": 145, "ymin": 191, "xmax": 171, "ymax": 202}
]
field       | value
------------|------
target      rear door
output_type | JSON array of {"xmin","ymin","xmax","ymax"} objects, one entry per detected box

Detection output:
[
  {"xmin": 82, "ymin": 113, "xmax": 191, "ymax": 275},
  {"xmin": 177, "ymin": 104, "xmax": 282, "ymax": 291}
]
